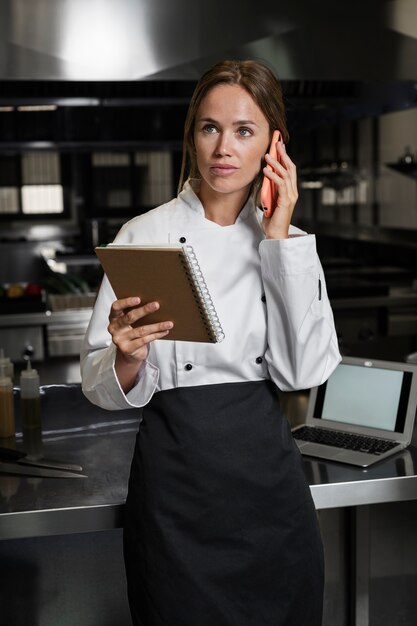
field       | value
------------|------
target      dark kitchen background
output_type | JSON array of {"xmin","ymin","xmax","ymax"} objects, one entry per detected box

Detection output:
[
  {"xmin": 1, "ymin": 0, "xmax": 417, "ymax": 373},
  {"xmin": 1, "ymin": 3, "xmax": 417, "ymax": 626}
]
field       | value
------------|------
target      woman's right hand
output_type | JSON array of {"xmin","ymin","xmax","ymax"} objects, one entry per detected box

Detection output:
[{"xmin": 108, "ymin": 296, "xmax": 173, "ymax": 392}]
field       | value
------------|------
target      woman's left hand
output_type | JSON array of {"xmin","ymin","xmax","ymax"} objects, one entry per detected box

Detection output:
[{"xmin": 262, "ymin": 140, "xmax": 298, "ymax": 240}]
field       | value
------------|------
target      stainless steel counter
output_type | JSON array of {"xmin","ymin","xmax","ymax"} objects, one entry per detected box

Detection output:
[
  {"xmin": 0, "ymin": 384, "xmax": 136, "ymax": 539},
  {"xmin": 1, "ymin": 384, "xmax": 417, "ymax": 540}
]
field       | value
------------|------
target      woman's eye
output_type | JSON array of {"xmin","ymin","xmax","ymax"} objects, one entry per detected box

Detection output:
[
  {"xmin": 203, "ymin": 124, "xmax": 217, "ymax": 134},
  {"xmin": 238, "ymin": 127, "xmax": 252, "ymax": 137}
]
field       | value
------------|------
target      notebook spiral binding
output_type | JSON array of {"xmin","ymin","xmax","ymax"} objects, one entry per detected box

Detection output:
[{"xmin": 181, "ymin": 245, "xmax": 225, "ymax": 343}]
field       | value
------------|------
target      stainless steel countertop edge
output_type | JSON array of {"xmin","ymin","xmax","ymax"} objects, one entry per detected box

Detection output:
[
  {"xmin": 0, "ymin": 502, "xmax": 124, "ymax": 540},
  {"xmin": 310, "ymin": 474, "xmax": 417, "ymax": 510},
  {"xmin": 3, "ymin": 474, "xmax": 417, "ymax": 539}
]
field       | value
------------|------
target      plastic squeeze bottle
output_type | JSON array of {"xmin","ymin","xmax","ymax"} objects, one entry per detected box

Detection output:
[
  {"xmin": 0, "ymin": 348, "xmax": 14, "ymax": 382},
  {"xmin": 20, "ymin": 360, "xmax": 41, "ymax": 429},
  {"xmin": 0, "ymin": 364, "xmax": 15, "ymax": 438},
  {"xmin": 20, "ymin": 360, "xmax": 42, "ymax": 457}
]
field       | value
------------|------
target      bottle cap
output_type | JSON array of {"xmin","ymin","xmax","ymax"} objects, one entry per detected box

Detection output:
[
  {"xmin": 20, "ymin": 359, "xmax": 40, "ymax": 397},
  {"xmin": 21, "ymin": 359, "xmax": 38, "ymax": 380}
]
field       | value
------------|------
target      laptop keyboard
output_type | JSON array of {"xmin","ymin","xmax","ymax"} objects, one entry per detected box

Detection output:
[{"xmin": 293, "ymin": 426, "xmax": 398, "ymax": 455}]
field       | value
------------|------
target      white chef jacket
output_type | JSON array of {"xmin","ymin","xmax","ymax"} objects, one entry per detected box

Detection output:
[{"xmin": 81, "ymin": 181, "xmax": 341, "ymax": 411}]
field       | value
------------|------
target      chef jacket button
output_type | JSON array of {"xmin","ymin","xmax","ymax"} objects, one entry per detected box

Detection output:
[
  {"xmin": 261, "ymin": 294, "xmax": 266, "ymax": 303},
  {"xmin": 255, "ymin": 356, "xmax": 263, "ymax": 364},
  {"xmin": 185, "ymin": 363, "xmax": 193, "ymax": 371},
  {"xmin": 179, "ymin": 236, "xmax": 186, "ymax": 243}
]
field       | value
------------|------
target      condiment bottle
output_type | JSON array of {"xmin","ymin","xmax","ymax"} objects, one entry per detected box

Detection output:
[
  {"xmin": 0, "ymin": 365, "xmax": 15, "ymax": 439},
  {"xmin": 0, "ymin": 348, "xmax": 14, "ymax": 382},
  {"xmin": 20, "ymin": 360, "xmax": 42, "ymax": 456}
]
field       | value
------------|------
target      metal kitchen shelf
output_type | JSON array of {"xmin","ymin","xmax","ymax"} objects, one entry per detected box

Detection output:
[{"xmin": 0, "ymin": 309, "xmax": 92, "ymax": 328}]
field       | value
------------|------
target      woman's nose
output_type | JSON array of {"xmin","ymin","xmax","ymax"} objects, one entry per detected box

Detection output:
[{"xmin": 215, "ymin": 133, "xmax": 233, "ymax": 157}]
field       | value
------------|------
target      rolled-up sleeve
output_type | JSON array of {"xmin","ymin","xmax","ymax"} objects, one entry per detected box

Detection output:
[{"xmin": 259, "ymin": 235, "xmax": 341, "ymax": 391}]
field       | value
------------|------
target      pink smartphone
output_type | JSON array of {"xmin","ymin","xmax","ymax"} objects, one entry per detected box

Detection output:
[{"xmin": 260, "ymin": 130, "xmax": 281, "ymax": 217}]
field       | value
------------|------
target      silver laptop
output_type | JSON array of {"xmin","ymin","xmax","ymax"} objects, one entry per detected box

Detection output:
[{"xmin": 292, "ymin": 356, "xmax": 417, "ymax": 467}]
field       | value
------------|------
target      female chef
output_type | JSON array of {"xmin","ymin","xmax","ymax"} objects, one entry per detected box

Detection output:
[{"xmin": 81, "ymin": 59, "xmax": 341, "ymax": 626}]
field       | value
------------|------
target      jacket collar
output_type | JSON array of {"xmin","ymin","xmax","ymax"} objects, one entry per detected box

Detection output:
[{"xmin": 179, "ymin": 179, "xmax": 255, "ymax": 224}]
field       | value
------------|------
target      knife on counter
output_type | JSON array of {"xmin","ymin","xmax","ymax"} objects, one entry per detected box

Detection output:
[
  {"xmin": 0, "ymin": 447, "xmax": 86, "ymax": 478},
  {"xmin": 0, "ymin": 460, "xmax": 87, "ymax": 478}
]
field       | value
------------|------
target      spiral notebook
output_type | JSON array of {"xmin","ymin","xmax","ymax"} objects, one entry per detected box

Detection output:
[{"xmin": 95, "ymin": 244, "xmax": 225, "ymax": 343}]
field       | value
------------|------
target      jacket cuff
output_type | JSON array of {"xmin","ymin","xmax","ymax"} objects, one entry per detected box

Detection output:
[
  {"xmin": 259, "ymin": 234, "xmax": 318, "ymax": 276},
  {"xmin": 95, "ymin": 343, "xmax": 159, "ymax": 409}
]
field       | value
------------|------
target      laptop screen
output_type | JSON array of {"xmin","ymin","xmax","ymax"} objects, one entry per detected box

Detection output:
[{"xmin": 314, "ymin": 362, "xmax": 412, "ymax": 433}]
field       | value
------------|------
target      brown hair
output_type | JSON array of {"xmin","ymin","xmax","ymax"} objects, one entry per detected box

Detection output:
[{"xmin": 178, "ymin": 59, "xmax": 289, "ymax": 202}]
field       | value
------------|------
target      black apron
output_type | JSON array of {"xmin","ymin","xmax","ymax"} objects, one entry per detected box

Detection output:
[{"xmin": 123, "ymin": 380, "xmax": 324, "ymax": 626}]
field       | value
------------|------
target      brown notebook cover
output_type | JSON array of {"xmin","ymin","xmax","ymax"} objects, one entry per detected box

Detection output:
[{"xmin": 95, "ymin": 245, "xmax": 224, "ymax": 343}]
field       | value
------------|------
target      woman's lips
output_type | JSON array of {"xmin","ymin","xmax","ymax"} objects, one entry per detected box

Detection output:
[{"xmin": 210, "ymin": 165, "xmax": 238, "ymax": 176}]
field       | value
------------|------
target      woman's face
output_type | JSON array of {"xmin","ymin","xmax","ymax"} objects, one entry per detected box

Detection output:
[{"xmin": 193, "ymin": 84, "xmax": 270, "ymax": 201}]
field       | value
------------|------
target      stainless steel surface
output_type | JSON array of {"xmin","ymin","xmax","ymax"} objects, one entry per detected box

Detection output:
[
  {"xmin": 47, "ymin": 322, "xmax": 89, "ymax": 357},
  {"xmin": 0, "ymin": 504, "xmax": 124, "ymax": 540},
  {"xmin": 0, "ymin": 384, "xmax": 137, "ymax": 539},
  {"xmin": 0, "ymin": 325, "xmax": 45, "ymax": 362},
  {"xmin": 1, "ymin": 0, "xmax": 417, "ymax": 81},
  {"xmin": 0, "ymin": 446, "xmax": 83, "ymax": 472},
  {"xmin": 308, "ymin": 452, "xmax": 417, "ymax": 509},
  {"xmin": 1, "ymin": 384, "xmax": 417, "ymax": 540},
  {"xmin": 353, "ymin": 506, "xmax": 371, "ymax": 626},
  {"xmin": 0, "ymin": 310, "xmax": 92, "ymax": 361},
  {"xmin": 0, "ymin": 309, "xmax": 92, "ymax": 328}
]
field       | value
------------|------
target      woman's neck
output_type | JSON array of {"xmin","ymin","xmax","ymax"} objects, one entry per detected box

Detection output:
[{"xmin": 196, "ymin": 183, "xmax": 250, "ymax": 226}]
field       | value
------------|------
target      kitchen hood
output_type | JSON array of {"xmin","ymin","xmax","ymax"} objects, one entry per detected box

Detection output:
[
  {"xmin": 1, "ymin": 0, "xmax": 417, "ymax": 82},
  {"xmin": 1, "ymin": 0, "xmax": 417, "ymax": 136}
]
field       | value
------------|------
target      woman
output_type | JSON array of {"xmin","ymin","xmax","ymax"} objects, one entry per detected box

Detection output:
[{"xmin": 81, "ymin": 59, "xmax": 341, "ymax": 626}]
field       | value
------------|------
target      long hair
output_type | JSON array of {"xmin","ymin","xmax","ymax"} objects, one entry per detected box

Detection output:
[{"xmin": 178, "ymin": 59, "xmax": 289, "ymax": 204}]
